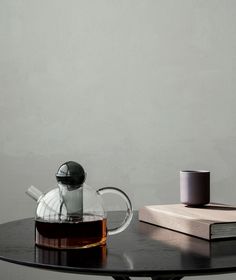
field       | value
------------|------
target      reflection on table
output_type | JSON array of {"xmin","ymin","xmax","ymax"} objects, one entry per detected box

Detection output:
[{"xmin": 35, "ymin": 245, "xmax": 107, "ymax": 268}]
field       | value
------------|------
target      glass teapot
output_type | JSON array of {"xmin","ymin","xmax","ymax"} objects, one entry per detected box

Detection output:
[{"xmin": 26, "ymin": 161, "xmax": 133, "ymax": 249}]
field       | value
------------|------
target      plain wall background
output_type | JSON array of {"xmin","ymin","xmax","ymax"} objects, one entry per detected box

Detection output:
[{"xmin": 0, "ymin": 0, "xmax": 236, "ymax": 279}]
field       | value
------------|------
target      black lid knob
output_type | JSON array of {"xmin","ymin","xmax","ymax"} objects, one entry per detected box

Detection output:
[{"xmin": 56, "ymin": 161, "xmax": 86, "ymax": 186}]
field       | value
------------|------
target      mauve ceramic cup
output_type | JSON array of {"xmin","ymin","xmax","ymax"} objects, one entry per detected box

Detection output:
[{"xmin": 180, "ymin": 170, "xmax": 210, "ymax": 206}]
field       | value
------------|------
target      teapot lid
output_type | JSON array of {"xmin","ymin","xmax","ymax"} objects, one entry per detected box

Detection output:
[{"xmin": 56, "ymin": 161, "xmax": 86, "ymax": 186}]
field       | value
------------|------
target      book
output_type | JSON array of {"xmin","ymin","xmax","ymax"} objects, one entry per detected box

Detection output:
[
  {"xmin": 139, "ymin": 203, "xmax": 236, "ymax": 240},
  {"xmin": 138, "ymin": 219, "xmax": 236, "ymax": 257}
]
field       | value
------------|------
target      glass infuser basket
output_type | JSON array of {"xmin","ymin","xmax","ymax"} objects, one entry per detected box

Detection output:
[{"xmin": 26, "ymin": 161, "xmax": 133, "ymax": 249}]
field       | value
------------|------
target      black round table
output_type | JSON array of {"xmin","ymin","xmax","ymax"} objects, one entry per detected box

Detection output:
[{"xmin": 1, "ymin": 212, "xmax": 236, "ymax": 280}]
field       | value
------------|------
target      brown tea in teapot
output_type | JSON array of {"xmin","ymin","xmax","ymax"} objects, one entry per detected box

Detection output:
[{"xmin": 35, "ymin": 215, "xmax": 107, "ymax": 249}]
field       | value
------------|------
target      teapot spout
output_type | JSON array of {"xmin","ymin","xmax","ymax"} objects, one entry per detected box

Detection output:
[{"xmin": 26, "ymin": 185, "xmax": 43, "ymax": 201}]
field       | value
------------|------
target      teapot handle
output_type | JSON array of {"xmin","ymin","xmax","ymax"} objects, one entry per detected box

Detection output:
[{"xmin": 97, "ymin": 187, "xmax": 133, "ymax": 235}]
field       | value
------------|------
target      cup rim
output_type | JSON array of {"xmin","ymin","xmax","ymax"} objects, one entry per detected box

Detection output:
[{"xmin": 180, "ymin": 170, "xmax": 210, "ymax": 173}]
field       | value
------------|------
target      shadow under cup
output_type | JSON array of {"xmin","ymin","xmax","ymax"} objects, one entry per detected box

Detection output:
[{"xmin": 180, "ymin": 170, "xmax": 210, "ymax": 206}]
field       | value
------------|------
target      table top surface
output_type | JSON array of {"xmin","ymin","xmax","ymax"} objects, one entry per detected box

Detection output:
[{"xmin": 1, "ymin": 211, "xmax": 236, "ymax": 277}]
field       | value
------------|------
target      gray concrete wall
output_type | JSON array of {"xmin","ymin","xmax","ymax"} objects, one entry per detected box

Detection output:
[{"xmin": 1, "ymin": 1, "xmax": 236, "ymax": 279}]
